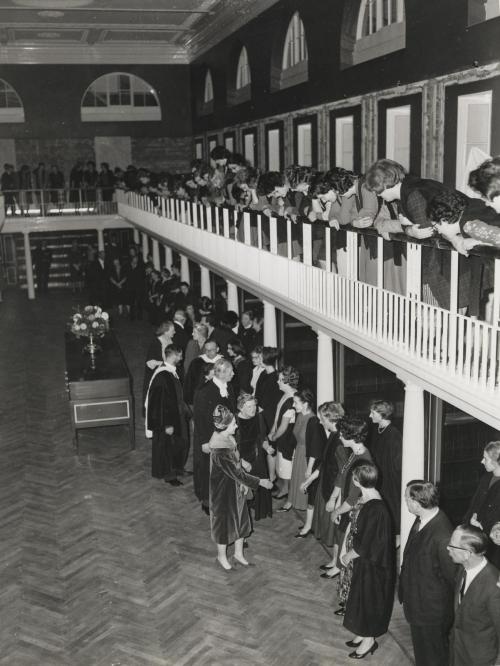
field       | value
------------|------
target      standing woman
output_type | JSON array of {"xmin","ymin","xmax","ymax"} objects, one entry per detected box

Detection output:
[
  {"xmin": 206, "ymin": 405, "xmax": 273, "ymax": 571},
  {"xmin": 311, "ymin": 402, "xmax": 346, "ymax": 566},
  {"xmin": 324, "ymin": 416, "xmax": 372, "ymax": 584},
  {"xmin": 267, "ymin": 366, "xmax": 300, "ymax": 504},
  {"xmin": 236, "ymin": 392, "xmax": 273, "ymax": 521},
  {"xmin": 342, "ymin": 463, "xmax": 395, "ymax": 659},
  {"xmin": 463, "ymin": 440, "xmax": 500, "ymax": 569}
]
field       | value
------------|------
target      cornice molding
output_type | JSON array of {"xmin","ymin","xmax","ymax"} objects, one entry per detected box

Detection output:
[
  {"xmin": 0, "ymin": 42, "xmax": 189, "ymax": 64},
  {"xmin": 184, "ymin": 0, "xmax": 280, "ymax": 61}
]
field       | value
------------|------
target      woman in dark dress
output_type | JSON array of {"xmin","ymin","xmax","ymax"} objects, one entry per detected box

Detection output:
[
  {"xmin": 342, "ymin": 462, "xmax": 395, "ymax": 659},
  {"xmin": 311, "ymin": 402, "xmax": 346, "ymax": 566},
  {"xmin": 205, "ymin": 405, "xmax": 273, "ymax": 571},
  {"xmin": 236, "ymin": 393, "xmax": 272, "ymax": 521},
  {"xmin": 463, "ymin": 440, "xmax": 500, "ymax": 569}
]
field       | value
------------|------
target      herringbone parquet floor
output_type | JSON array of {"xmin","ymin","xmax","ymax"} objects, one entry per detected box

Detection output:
[{"xmin": 0, "ymin": 290, "xmax": 414, "ymax": 666}]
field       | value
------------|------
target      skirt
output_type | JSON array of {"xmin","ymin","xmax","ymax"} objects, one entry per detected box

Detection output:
[
  {"xmin": 288, "ymin": 443, "xmax": 308, "ymax": 511},
  {"xmin": 276, "ymin": 451, "xmax": 293, "ymax": 480},
  {"xmin": 312, "ymin": 484, "xmax": 336, "ymax": 547}
]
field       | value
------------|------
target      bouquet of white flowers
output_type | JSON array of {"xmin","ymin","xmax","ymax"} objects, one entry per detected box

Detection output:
[{"xmin": 70, "ymin": 305, "xmax": 109, "ymax": 339}]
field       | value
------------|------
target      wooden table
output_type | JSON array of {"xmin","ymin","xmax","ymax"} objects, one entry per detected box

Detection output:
[{"xmin": 64, "ymin": 332, "xmax": 135, "ymax": 452}]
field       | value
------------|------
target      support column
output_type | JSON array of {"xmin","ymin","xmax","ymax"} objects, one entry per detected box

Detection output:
[
  {"xmin": 180, "ymin": 254, "xmax": 190, "ymax": 284},
  {"xmin": 164, "ymin": 245, "xmax": 173, "ymax": 270},
  {"xmin": 316, "ymin": 330, "xmax": 334, "ymax": 404},
  {"xmin": 23, "ymin": 232, "xmax": 35, "ymax": 300},
  {"xmin": 400, "ymin": 380, "xmax": 425, "ymax": 551},
  {"xmin": 226, "ymin": 280, "xmax": 239, "ymax": 315},
  {"xmin": 263, "ymin": 301, "xmax": 277, "ymax": 347},
  {"xmin": 141, "ymin": 232, "xmax": 149, "ymax": 262},
  {"xmin": 200, "ymin": 265, "xmax": 211, "ymax": 298},
  {"xmin": 97, "ymin": 228, "xmax": 105, "ymax": 253},
  {"xmin": 152, "ymin": 239, "xmax": 160, "ymax": 270},
  {"xmin": 133, "ymin": 228, "xmax": 140, "ymax": 244}
]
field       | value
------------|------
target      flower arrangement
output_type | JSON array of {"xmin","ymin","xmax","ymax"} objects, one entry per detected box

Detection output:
[{"xmin": 70, "ymin": 305, "xmax": 109, "ymax": 339}]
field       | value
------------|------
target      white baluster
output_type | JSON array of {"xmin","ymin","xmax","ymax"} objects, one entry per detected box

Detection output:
[{"xmin": 302, "ymin": 223, "xmax": 312, "ymax": 266}]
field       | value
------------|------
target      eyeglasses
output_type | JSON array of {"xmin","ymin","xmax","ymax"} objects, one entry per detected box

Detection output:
[{"xmin": 447, "ymin": 543, "xmax": 471, "ymax": 553}]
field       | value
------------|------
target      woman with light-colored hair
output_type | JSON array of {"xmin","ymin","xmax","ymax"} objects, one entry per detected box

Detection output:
[{"xmin": 204, "ymin": 405, "xmax": 273, "ymax": 571}]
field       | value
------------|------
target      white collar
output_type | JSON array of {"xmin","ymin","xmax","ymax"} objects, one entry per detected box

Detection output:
[
  {"xmin": 200, "ymin": 353, "xmax": 222, "ymax": 364},
  {"xmin": 164, "ymin": 361, "xmax": 179, "ymax": 377},
  {"xmin": 463, "ymin": 557, "xmax": 488, "ymax": 594},
  {"xmin": 213, "ymin": 376, "xmax": 228, "ymax": 397},
  {"xmin": 175, "ymin": 321, "xmax": 184, "ymax": 329}
]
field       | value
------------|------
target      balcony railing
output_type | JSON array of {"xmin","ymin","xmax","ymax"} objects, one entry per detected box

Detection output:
[
  {"xmin": 2, "ymin": 188, "xmax": 118, "ymax": 216},
  {"xmin": 118, "ymin": 190, "xmax": 500, "ymax": 427}
]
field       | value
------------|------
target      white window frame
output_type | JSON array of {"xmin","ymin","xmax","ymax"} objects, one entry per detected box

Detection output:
[
  {"xmin": 335, "ymin": 115, "xmax": 354, "ymax": 171},
  {"xmin": 282, "ymin": 12, "xmax": 308, "ymax": 71},
  {"xmin": 267, "ymin": 128, "xmax": 281, "ymax": 171},
  {"xmin": 357, "ymin": 0, "xmax": 404, "ymax": 38},
  {"xmin": 81, "ymin": 72, "xmax": 161, "ymax": 122},
  {"xmin": 386, "ymin": 104, "xmax": 411, "ymax": 171},
  {"xmin": 296, "ymin": 122, "xmax": 313, "ymax": 167},
  {"xmin": 456, "ymin": 90, "xmax": 492, "ymax": 193},
  {"xmin": 243, "ymin": 132, "xmax": 255, "ymax": 166},
  {"xmin": 204, "ymin": 70, "xmax": 214, "ymax": 104},
  {"xmin": 236, "ymin": 47, "xmax": 251, "ymax": 90},
  {"xmin": 195, "ymin": 141, "xmax": 203, "ymax": 160},
  {"xmin": 0, "ymin": 79, "xmax": 24, "ymax": 123}
]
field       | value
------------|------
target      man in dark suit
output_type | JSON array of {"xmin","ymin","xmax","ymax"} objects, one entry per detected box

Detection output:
[
  {"xmin": 448, "ymin": 524, "xmax": 500, "ymax": 666},
  {"xmin": 237, "ymin": 310, "xmax": 257, "ymax": 355},
  {"xmin": 172, "ymin": 309, "xmax": 189, "ymax": 353},
  {"xmin": 145, "ymin": 344, "xmax": 188, "ymax": 486},
  {"xmin": 399, "ymin": 480, "xmax": 457, "ymax": 666}
]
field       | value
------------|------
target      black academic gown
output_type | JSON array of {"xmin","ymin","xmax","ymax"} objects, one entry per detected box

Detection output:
[
  {"xmin": 146, "ymin": 368, "xmax": 188, "ymax": 480},
  {"xmin": 464, "ymin": 473, "xmax": 500, "ymax": 569},
  {"xmin": 236, "ymin": 411, "xmax": 272, "ymax": 521},
  {"xmin": 192, "ymin": 380, "xmax": 236, "ymax": 504},
  {"xmin": 304, "ymin": 416, "xmax": 327, "ymax": 504},
  {"xmin": 369, "ymin": 423, "xmax": 402, "ymax": 532},
  {"xmin": 255, "ymin": 370, "xmax": 283, "ymax": 432},
  {"xmin": 343, "ymin": 499, "xmax": 396, "ymax": 638}
]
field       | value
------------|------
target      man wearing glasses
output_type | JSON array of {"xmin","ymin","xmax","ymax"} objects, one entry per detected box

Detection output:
[{"xmin": 448, "ymin": 524, "xmax": 500, "ymax": 666}]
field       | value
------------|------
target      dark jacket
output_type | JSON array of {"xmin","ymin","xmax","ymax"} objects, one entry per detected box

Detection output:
[
  {"xmin": 451, "ymin": 562, "xmax": 500, "ymax": 666},
  {"xmin": 146, "ymin": 368, "xmax": 184, "ymax": 435},
  {"xmin": 399, "ymin": 510, "xmax": 457, "ymax": 627}
]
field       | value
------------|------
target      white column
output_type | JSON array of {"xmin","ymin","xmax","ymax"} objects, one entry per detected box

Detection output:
[
  {"xmin": 141, "ymin": 232, "xmax": 149, "ymax": 261},
  {"xmin": 316, "ymin": 330, "xmax": 334, "ymax": 404},
  {"xmin": 23, "ymin": 232, "xmax": 35, "ymax": 300},
  {"xmin": 227, "ymin": 280, "xmax": 239, "ymax": 314},
  {"xmin": 200, "ymin": 265, "xmax": 211, "ymax": 298},
  {"xmin": 180, "ymin": 254, "xmax": 190, "ymax": 284},
  {"xmin": 97, "ymin": 228, "xmax": 105, "ymax": 253},
  {"xmin": 400, "ymin": 380, "xmax": 425, "ymax": 550},
  {"xmin": 164, "ymin": 244, "xmax": 173, "ymax": 270},
  {"xmin": 263, "ymin": 301, "xmax": 277, "ymax": 347},
  {"xmin": 133, "ymin": 228, "xmax": 140, "ymax": 244},
  {"xmin": 152, "ymin": 239, "xmax": 160, "ymax": 270}
]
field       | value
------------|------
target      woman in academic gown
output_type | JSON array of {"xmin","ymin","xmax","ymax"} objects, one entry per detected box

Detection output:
[
  {"xmin": 342, "ymin": 462, "xmax": 395, "ymax": 659},
  {"xmin": 205, "ymin": 405, "xmax": 273, "ymax": 571},
  {"xmin": 236, "ymin": 393, "xmax": 273, "ymax": 521}
]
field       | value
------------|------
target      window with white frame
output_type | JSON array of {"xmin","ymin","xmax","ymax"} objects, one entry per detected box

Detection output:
[
  {"xmin": 282, "ymin": 12, "xmax": 308, "ymax": 70},
  {"xmin": 353, "ymin": 0, "xmax": 405, "ymax": 65},
  {"xmin": 236, "ymin": 47, "xmax": 251, "ymax": 90},
  {"xmin": 456, "ymin": 90, "xmax": 492, "ymax": 193},
  {"xmin": 195, "ymin": 141, "xmax": 203, "ymax": 160},
  {"xmin": 386, "ymin": 105, "xmax": 411, "ymax": 171},
  {"xmin": 204, "ymin": 70, "xmax": 214, "ymax": 104},
  {"xmin": 335, "ymin": 116, "xmax": 354, "ymax": 171},
  {"xmin": 81, "ymin": 73, "xmax": 161, "ymax": 122},
  {"xmin": 224, "ymin": 135, "xmax": 235, "ymax": 153},
  {"xmin": 296, "ymin": 122, "xmax": 312, "ymax": 167},
  {"xmin": 243, "ymin": 132, "xmax": 255, "ymax": 166},
  {"xmin": 267, "ymin": 128, "xmax": 281, "ymax": 171},
  {"xmin": 208, "ymin": 138, "xmax": 217, "ymax": 155},
  {"xmin": 0, "ymin": 79, "xmax": 24, "ymax": 122}
]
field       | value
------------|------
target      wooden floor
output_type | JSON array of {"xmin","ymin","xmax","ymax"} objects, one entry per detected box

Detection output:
[{"xmin": 0, "ymin": 290, "xmax": 414, "ymax": 666}]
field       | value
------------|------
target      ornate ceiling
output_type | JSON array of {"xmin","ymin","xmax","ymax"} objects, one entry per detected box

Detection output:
[{"xmin": 0, "ymin": 0, "xmax": 279, "ymax": 63}]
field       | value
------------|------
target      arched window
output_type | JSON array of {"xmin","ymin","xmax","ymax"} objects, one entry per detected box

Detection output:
[
  {"xmin": 81, "ymin": 73, "xmax": 161, "ymax": 122},
  {"xmin": 236, "ymin": 47, "xmax": 251, "ymax": 90},
  {"xmin": 352, "ymin": 0, "xmax": 405, "ymax": 65},
  {"xmin": 204, "ymin": 70, "xmax": 214, "ymax": 104},
  {"xmin": 0, "ymin": 79, "xmax": 24, "ymax": 123},
  {"xmin": 282, "ymin": 12, "xmax": 308, "ymax": 71}
]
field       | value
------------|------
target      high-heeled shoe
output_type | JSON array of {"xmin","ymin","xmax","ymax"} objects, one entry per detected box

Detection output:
[
  {"xmin": 333, "ymin": 606, "xmax": 345, "ymax": 616},
  {"xmin": 319, "ymin": 564, "xmax": 335, "ymax": 571},
  {"xmin": 320, "ymin": 569, "xmax": 340, "ymax": 579},
  {"xmin": 233, "ymin": 557, "xmax": 255, "ymax": 567},
  {"xmin": 348, "ymin": 641, "xmax": 378, "ymax": 659},
  {"xmin": 215, "ymin": 558, "xmax": 232, "ymax": 572},
  {"xmin": 345, "ymin": 640, "xmax": 362, "ymax": 648},
  {"xmin": 294, "ymin": 529, "xmax": 312, "ymax": 538}
]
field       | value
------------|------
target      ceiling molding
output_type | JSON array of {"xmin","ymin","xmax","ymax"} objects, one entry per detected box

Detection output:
[
  {"xmin": 0, "ymin": 43, "xmax": 189, "ymax": 64},
  {"xmin": 184, "ymin": 0, "xmax": 280, "ymax": 61}
]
